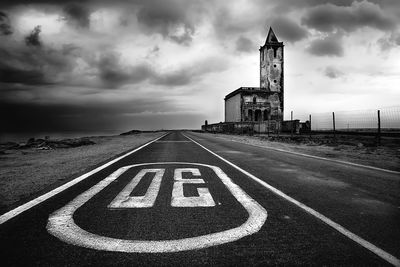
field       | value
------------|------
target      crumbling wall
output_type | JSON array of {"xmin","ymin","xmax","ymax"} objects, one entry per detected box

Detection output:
[{"xmin": 260, "ymin": 47, "xmax": 283, "ymax": 92}]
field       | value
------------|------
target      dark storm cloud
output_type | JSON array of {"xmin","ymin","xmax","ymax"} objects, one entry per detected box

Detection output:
[
  {"xmin": 0, "ymin": 64, "xmax": 46, "ymax": 85},
  {"xmin": 25, "ymin": 25, "xmax": 42, "ymax": 47},
  {"xmin": 97, "ymin": 52, "xmax": 227, "ymax": 88},
  {"xmin": 0, "ymin": 41, "xmax": 78, "ymax": 85},
  {"xmin": 301, "ymin": 1, "xmax": 396, "ymax": 33},
  {"xmin": 136, "ymin": 0, "xmax": 199, "ymax": 45},
  {"xmin": 235, "ymin": 36, "xmax": 254, "ymax": 53},
  {"xmin": 0, "ymin": 11, "xmax": 12, "ymax": 35},
  {"xmin": 0, "ymin": 99, "xmax": 170, "ymax": 133},
  {"xmin": 98, "ymin": 53, "xmax": 153, "ymax": 87},
  {"xmin": 324, "ymin": 66, "xmax": 344, "ymax": 78},
  {"xmin": 62, "ymin": 4, "xmax": 90, "ymax": 28},
  {"xmin": 271, "ymin": 17, "xmax": 308, "ymax": 43},
  {"xmin": 307, "ymin": 36, "xmax": 344, "ymax": 56}
]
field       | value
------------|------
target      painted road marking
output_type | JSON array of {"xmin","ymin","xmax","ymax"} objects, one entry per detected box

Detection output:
[
  {"xmin": 219, "ymin": 136, "xmax": 400, "ymax": 175},
  {"xmin": 171, "ymin": 168, "xmax": 215, "ymax": 207},
  {"xmin": 0, "ymin": 133, "xmax": 169, "ymax": 225},
  {"xmin": 184, "ymin": 133, "xmax": 400, "ymax": 267},
  {"xmin": 155, "ymin": 141, "xmax": 191, "ymax": 143},
  {"xmin": 108, "ymin": 169, "xmax": 164, "ymax": 209},
  {"xmin": 47, "ymin": 162, "xmax": 268, "ymax": 253}
]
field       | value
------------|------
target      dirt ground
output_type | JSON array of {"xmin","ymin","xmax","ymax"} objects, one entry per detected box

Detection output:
[
  {"xmin": 0, "ymin": 132, "xmax": 164, "ymax": 213},
  {"xmin": 203, "ymin": 132, "xmax": 400, "ymax": 172}
]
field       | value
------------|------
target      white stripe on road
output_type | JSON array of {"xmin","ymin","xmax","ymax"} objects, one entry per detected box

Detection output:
[
  {"xmin": 0, "ymin": 133, "xmax": 169, "ymax": 225},
  {"xmin": 220, "ymin": 137, "xmax": 400, "ymax": 175},
  {"xmin": 183, "ymin": 133, "xmax": 400, "ymax": 267},
  {"xmin": 155, "ymin": 141, "xmax": 191, "ymax": 143},
  {"xmin": 47, "ymin": 162, "xmax": 267, "ymax": 253}
]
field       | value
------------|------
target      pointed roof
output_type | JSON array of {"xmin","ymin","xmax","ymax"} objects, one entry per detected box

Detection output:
[{"xmin": 265, "ymin": 27, "xmax": 279, "ymax": 44}]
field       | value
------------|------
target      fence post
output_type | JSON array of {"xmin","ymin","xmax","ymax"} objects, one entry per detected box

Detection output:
[
  {"xmin": 291, "ymin": 111, "xmax": 293, "ymax": 137},
  {"xmin": 332, "ymin": 112, "xmax": 336, "ymax": 141},
  {"xmin": 309, "ymin": 114, "xmax": 312, "ymax": 138},
  {"xmin": 377, "ymin": 109, "xmax": 381, "ymax": 145}
]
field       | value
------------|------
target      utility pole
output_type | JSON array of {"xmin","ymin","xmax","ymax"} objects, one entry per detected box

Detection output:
[
  {"xmin": 377, "ymin": 109, "xmax": 381, "ymax": 145},
  {"xmin": 332, "ymin": 112, "xmax": 336, "ymax": 141}
]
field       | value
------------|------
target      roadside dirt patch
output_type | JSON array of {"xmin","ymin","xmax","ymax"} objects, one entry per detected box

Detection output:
[{"xmin": 0, "ymin": 132, "xmax": 164, "ymax": 213}]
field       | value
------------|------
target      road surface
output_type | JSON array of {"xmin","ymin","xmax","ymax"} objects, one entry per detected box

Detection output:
[{"xmin": 0, "ymin": 131, "xmax": 399, "ymax": 266}]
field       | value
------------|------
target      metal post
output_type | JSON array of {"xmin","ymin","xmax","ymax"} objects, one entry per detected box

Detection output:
[
  {"xmin": 377, "ymin": 109, "xmax": 381, "ymax": 145},
  {"xmin": 309, "ymin": 114, "xmax": 312, "ymax": 138},
  {"xmin": 332, "ymin": 112, "xmax": 336, "ymax": 140},
  {"xmin": 291, "ymin": 111, "xmax": 293, "ymax": 137}
]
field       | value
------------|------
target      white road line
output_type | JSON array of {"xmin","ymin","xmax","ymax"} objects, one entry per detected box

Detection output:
[
  {"xmin": 47, "ymin": 162, "xmax": 267, "ymax": 253},
  {"xmin": 216, "ymin": 136, "xmax": 400, "ymax": 175},
  {"xmin": 183, "ymin": 133, "xmax": 400, "ymax": 267},
  {"xmin": 0, "ymin": 133, "xmax": 169, "ymax": 225},
  {"xmin": 155, "ymin": 141, "xmax": 191, "ymax": 143}
]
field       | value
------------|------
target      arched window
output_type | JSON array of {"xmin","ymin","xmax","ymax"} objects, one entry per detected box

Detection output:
[{"xmin": 253, "ymin": 96, "xmax": 256, "ymax": 104}]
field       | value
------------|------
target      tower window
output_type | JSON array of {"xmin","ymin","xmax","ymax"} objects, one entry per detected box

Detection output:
[
  {"xmin": 273, "ymin": 64, "xmax": 276, "ymax": 68},
  {"xmin": 253, "ymin": 96, "xmax": 257, "ymax": 104},
  {"xmin": 274, "ymin": 80, "xmax": 277, "ymax": 83}
]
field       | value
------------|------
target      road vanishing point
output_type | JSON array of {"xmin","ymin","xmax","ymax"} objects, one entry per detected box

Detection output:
[{"xmin": 1, "ymin": 131, "xmax": 399, "ymax": 266}]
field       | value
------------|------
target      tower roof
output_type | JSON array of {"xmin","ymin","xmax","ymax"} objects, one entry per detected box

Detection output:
[{"xmin": 265, "ymin": 27, "xmax": 279, "ymax": 44}]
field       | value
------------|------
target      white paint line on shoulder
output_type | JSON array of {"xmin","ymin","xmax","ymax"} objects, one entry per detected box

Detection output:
[
  {"xmin": 0, "ymin": 133, "xmax": 169, "ymax": 225},
  {"xmin": 216, "ymin": 136, "xmax": 400, "ymax": 175},
  {"xmin": 183, "ymin": 133, "xmax": 400, "ymax": 267},
  {"xmin": 155, "ymin": 141, "xmax": 191, "ymax": 143},
  {"xmin": 47, "ymin": 162, "xmax": 267, "ymax": 253}
]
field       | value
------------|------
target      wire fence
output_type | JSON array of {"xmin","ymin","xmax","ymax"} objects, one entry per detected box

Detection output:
[{"xmin": 292, "ymin": 106, "xmax": 400, "ymax": 132}]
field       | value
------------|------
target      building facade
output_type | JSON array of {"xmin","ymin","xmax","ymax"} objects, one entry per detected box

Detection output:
[{"xmin": 225, "ymin": 27, "xmax": 284, "ymax": 123}]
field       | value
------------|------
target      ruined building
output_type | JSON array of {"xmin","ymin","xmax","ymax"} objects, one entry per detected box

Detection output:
[{"xmin": 225, "ymin": 27, "xmax": 284, "ymax": 123}]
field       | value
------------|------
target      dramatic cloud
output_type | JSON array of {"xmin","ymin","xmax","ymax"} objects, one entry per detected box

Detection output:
[
  {"xmin": 0, "ymin": 11, "xmax": 12, "ymax": 35},
  {"xmin": 62, "ymin": 4, "xmax": 90, "ymax": 28},
  {"xmin": 307, "ymin": 36, "xmax": 344, "ymax": 57},
  {"xmin": 271, "ymin": 17, "xmax": 308, "ymax": 43},
  {"xmin": 324, "ymin": 66, "xmax": 344, "ymax": 79},
  {"xmin": 1, "ymin": 0, "xmax": 399, "ymax": 136},
  {"xmin": 235, "ymin": 36, "xmax": 254, "ymax": 53},
  {"xmin": 98, "ymin": 53, "xmax": 153, "ymax": 87},
  {"xmin": 25, "ymin": 25, "xmax": 42, "ymax": 47},
  {"xmin": 136, "ymin": 0, "xmax": 200, "ymax": 45},
  {"xmin": 301, "ymin": 1, "xmax": 396, "ymax": 33}
]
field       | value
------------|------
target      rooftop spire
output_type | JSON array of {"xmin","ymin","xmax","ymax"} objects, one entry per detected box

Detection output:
[{"xmin": 265, "ymin": 27, "xmax": 279, "ymax": 44}]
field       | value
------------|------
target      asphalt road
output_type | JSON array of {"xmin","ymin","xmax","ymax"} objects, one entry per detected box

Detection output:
[{"xmin": 0, "ymin": 131, "xmax": 399, "ymax": 266}]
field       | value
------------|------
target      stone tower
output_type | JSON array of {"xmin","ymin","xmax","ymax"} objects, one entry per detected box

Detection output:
[{"xmin": 259, "ymin": 27, "xmax": 284, "ymax": 118}]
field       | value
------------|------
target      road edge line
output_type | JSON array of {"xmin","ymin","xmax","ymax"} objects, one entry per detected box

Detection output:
[
  {"xmin": 184, "ymin": 133, "xmax": 400, "ymax": 267},
  {"xmin": 216, "ymin": 135, "xmax": 400, "ymax": 175},
  {"xmin": 0, "ymin": 132, "xmax": 169, "ymax": 225}
]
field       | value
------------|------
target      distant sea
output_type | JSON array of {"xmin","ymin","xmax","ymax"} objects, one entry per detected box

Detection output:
[{"xmin": 0, "ymin": 130, "xmax": 121, "ymax": 143}]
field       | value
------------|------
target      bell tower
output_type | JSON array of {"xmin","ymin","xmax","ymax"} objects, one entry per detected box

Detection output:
[{"xmin": 259, "ymin": 27, "xmax": 284, "ymax": 120}]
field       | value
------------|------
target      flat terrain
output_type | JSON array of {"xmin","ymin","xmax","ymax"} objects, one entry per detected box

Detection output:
[
  {"xmin": 0, "ymin": 131, "xmax": 399, "ymax": 266},
  {"xmin": 203, "ymin": 132, "xmax": 400, "ymax": 172},
  {"xmin": 0, "ymin": 132, "xmax": 164, "ymax": 213}
]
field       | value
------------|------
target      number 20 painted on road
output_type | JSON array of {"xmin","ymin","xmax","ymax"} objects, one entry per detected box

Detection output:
[{"xmin": 108, "ymin": 168, "xmax": 215, "ymax": 208}]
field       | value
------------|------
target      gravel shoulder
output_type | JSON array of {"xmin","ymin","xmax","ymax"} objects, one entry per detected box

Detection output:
[
  {"xmin": 197, "ymin": 132, "xmax": 400, "ymax": 172},
  {"xmin": 0, "ymin": 132, "xmax": 164, "ymax": 213}
]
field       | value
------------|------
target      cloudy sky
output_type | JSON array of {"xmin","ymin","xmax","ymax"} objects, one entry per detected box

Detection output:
[{"xmin": 1, "ymin": 0, "xmax": 400, "ymax": 135}]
